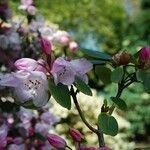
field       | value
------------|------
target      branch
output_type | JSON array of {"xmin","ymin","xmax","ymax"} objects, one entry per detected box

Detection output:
[{"xmin": 70, "ymin": 86, "xmax": 105, "ymax": 147}]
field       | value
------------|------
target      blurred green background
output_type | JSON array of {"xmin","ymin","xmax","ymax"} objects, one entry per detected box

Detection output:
[{"xmin": 10, "ymin": 0, "xmax": 150, "ymax": 149}]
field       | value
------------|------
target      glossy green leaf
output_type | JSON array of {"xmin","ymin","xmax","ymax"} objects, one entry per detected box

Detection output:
[
  {"xmin": 89, "ymin": 60, "xmax": 107, "ymax": 65},
  {"xmin": 111, "ymin": 67, "xmax": 123, "ymax": 83},
  {"xmin": 49, "ymin": 80, "xmax": 71, "ymax": 109},
  {"xmin": 111, "ymin": 97, "xmax": 127, "ymax": 110},
  {"xmin": 95, "ymin": 66, "xmax": 111, "ymax": 84},
  {"xmin": 81, "ymin": 48, "xmax": 112, "ymax": 61},
  {"xmin": 98, "ymin": 113, "xmax": 118, "ymax": 136},
  {"xmin": 136, "ymin": 70, "xmax": 150, "ymax": 93},
  {"xmin": 74, "ymin": 77, "xmax": 92, "ymax": 96}
]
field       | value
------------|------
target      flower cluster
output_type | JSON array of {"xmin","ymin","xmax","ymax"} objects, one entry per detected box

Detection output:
[{"xmin": 0, "ymin": 104, "xmax": 60, "ymax": 150}]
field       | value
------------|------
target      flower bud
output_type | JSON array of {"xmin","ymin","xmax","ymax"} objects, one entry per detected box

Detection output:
[
  {"xmin": 69, "ymin": 128, "xmax": 83, "ymax": 142},
  {"xmin": 39, "ymin": 38, "xmax": 52, "ymax": 55},
  {"xmin": 69, "ymin": 41, "xmax": 78, "ymax": 53},
  {"xmin": 139, "ymin": 47, "xmax": 150, "ymax": 70},
  {"xmin": 27, "ymin": 5, "xmax": 37, "ymax": 15},
  {"xmin": 113, "ymin": 51, "xmax": 131, "ymax": 66},
  {"xmin": 97, "ymin": 147, "xmax": 112, "ymax": 150},
  {"xmin": 47, "ymin": 134, "xmax": 67, "ymax": 149},
  {"xmin": 59, "ymin": 35, "xmax": 70, "ymax": 46}
]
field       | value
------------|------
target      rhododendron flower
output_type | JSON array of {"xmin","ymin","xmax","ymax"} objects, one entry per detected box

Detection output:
[
  {"xmin": 35, "ymin": 122, "xmax": 50, "ymax": 136},
  {"xmin": 139, "ymin": 47, "xmax": 150, "ymax": 70},
  {"xmin": 47, "ymin": 134, "xmax": 67, "ymax": 149},
  {"xmin": 40, "ymin": 111, "xmax": 60, "ymax": 125},
  {"xmin": 14, "ymin": 58, "xmax": 46, "ymax": 72},
  {"xmin": 70, "ymin": 58, "xmax": 93, "ymax": 83},
  {"xmin": 19, "ymin": 0, "xmax": 33, "ymax": 10},
  {"xmin": 51, "ymin": 57, "xmax": 76, "ymax": 85},
  {"xmin": 0, "ymin": 70, "xmax": 49, "ymax": 107},
  {"xmin": 51, "ymin": 57, "xmax": 93, "ymax": 85}
]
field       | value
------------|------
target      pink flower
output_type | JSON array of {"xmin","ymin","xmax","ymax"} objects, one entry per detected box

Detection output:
[
  {"xmin": 69, "ymin": 41, "xmax": 78, "ymax": 53},
  {"xmin": 139, "ymin": 47, "xmax": 150, "ymax": 70},
  {"xmin": 51, "ymin": 57, "xmax": 76, "ymax": 85},
  {"xmin": 59, "ymin": 35, "xmax": 70, "ymax": 46},
  {"xmin": 39, "ymin": 38, "xmax": 52, "ymax": 54},
  {"xmin": 14, "ymin": 58, "xmax": 46, "ymax": 72},
  {"xmin": 0, "ymin": 70, "xmax": 49, "ymax": 107},
  {"xmin": 21, "ymin": 0, "xmax": 33, "ymax": 6},
  {"xmin": 47, "ymin": 134, "xmax": 67, "ymax": 149},
  {"xmin": 69, "ymin": 128, "xmax": 83, "ymax": 142},
  {"xmin": 70, "ymin": 58, "xmax": 93, "ymax": 83},
  {"xmin": 27, "ymin": 5, "xmax": 37, "ymax": 15},
  {"xmin": 51, "ymin": 57, "xmax": 93, "ymax": 85}
]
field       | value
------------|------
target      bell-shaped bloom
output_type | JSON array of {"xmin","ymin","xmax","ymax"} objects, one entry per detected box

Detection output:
[
  {"xmin": 69, "ymin": 41, "xmax": 78, "ymax": 53},
  {"xmin": 51, "ymin": 57, "xmax": 93, "ymax": 85},
  {"xmin": 14, "ymin": 58, "xmax": 46, "ymax": 72},
  {"xmin": 47, "ymin": 134, "xmax": 67, "ymax": 149},
  {"xmin": 39, "ymin": 38, "xmax": 52, "ymax": 54},
  {"xmin": 139, "ymin": 47, "xmax": 150, "ymax": 70},
  {"xmin": 70, "ymin": 58, "xmax": 93, "ymax": 83},
  {"xmin": 69, "ymin": 128, "xmax": 83, "ymax": 142},
  {"xmin": 51, "ymin": 57, "xmax": 76, "ymax": 85},
  {"xmin": 0, "ymin": 70, "xmax": 49, "ymax": 107}
]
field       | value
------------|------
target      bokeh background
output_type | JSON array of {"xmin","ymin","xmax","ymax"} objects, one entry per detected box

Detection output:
[{"xmin": 3, "ymin": 0, "xmax": 150, "ymax": 149}]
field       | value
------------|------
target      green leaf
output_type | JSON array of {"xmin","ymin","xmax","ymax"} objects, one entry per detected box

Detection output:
[
  {"xmin": 22, "ymin": 100, "xmax": 38, "ymax": 109},
  {"xmin": 89, "ymin": 60, "xmax": 107, "ymax": 65},
  {"xmin": 98, "ymin": 113, "xmax": 118, "ymax": 136},
  {"xmin": 74, "ymin": 77, "xmax": 92, "ymax": 96},
  {"xmin": 111, "ymin": 67, "xmax": 123, "ymax": 83},
  {"xmin": 136, "ymin": 70, "xmax": 150, "ymax": 93},
  {"xmin": 95, "ymin": 66, "xmax": 111, "ymax": 84},
  {"xmin": 111, "ymin": 97, "xmax": 127, "ymax": 110},
  {"xmin": 81, "ymin": 48, "xmax": 112, "ymax": 61},
  {"xmin": 49, "ymin": 80, "xmax": 71, "ymax": 109}
]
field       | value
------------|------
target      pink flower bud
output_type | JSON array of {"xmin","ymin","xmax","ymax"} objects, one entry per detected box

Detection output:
[
  {"xmin": 69, "ymin": 41, "xmax": 78, "ymax": 53},
  {"xmin": 97, "ymin": 147, "xmax": 112, "ymax": 150},
  {"xmin": 139, "ymin": 47, "xmax": 150, "ymax": 70},
  {"xmin": 39, "ymin": 38, "xmax": 52, "ymax": 54},
  {"xmin": 59, "ymin": 35, "xmax": 70, "ymax": 46},
  {"xmin": 47, "ymin": 134, "xmax": 67, "ymax": 149},
  {"xmin": 27, "ymin": 5, "xmax": 37, "ymax": 15},
  {"xmin": 69, "ymin": 128, "xmax": 83, "ymax": 142}
]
